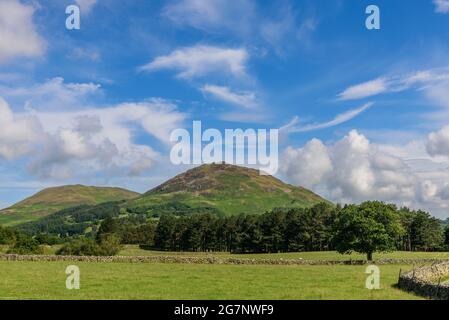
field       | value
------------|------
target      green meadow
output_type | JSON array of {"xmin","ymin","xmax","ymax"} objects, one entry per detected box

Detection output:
[{"xmin": 0, "ymin": 260, "xmax": 420, "ymax": 300}]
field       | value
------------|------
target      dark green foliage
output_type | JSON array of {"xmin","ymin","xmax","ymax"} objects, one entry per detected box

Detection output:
[
  {"xmin": 445, "ymin": 225, "xmax": 449, "ymax": 246},
  {"xmin": 149, "ymin": 203, "xmax": 337, "ymax": 253},
  {"xmin": 56, "ymin": 238, "xmax": 105, "ymax": 256},
  {"xmin": 7, "ymin": 234, "xmax": 43, "ymax": 255},
  {"xmin": 56, "ymin": 234, "xmax": 122, "ymax": 256},
  {"xmin": 333, "ymin": 202, "xmax": 405, "ymax": 260},
  {"xmin": 409, "ymin": 210, "xmax": 444, "ymax": 251},
  {"xmin": 35, "ymin": 233, "xmax": 63, "ymax": 245},
  {"xmin": 126, "ymin": 202, "xmax": 222, "ymax": 218},
  {"xmin": 0, "ymin": 225, "xmax": 19, "ymax": 244},
  {"xmin": 15, "ymin": 201, "xmax": 123, "ymax": 236},
  {"xmin": 146, "ymin": 201, "xmax": 444, "ymax": 256}
]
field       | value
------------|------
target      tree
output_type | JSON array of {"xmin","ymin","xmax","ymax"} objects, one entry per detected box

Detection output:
[
  {"xmin": 333, "ymin": 201, "xmax": 404, "ymax": 261},
  {"xmin": 410, "ymin": 210, "xmax": 444, "ymax": 251},
  {"xmin": 154, "ymin": 214, "xmax": 177, "ymax": 251},
  {"xmin": 7, "ymin": 234, "xmax": 43, "ymax": 255}
]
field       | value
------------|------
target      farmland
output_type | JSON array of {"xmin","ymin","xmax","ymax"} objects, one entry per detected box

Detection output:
[{"xmin": 0, "ymin": 260, "xmax": 421, "ymax": 300}]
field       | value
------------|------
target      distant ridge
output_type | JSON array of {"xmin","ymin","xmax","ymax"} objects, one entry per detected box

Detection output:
[{"xmin": 0, "ymin": 185, "xmax": 139, "ymax": 226}]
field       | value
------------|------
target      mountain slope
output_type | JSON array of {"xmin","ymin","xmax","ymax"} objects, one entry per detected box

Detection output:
[
  {"xmin": 126, "ymin": 163, "xmax": 328, "ymax": 216},
  {"xmin": 0, "ymin": 185, "xmax": 139, "ymax": 226}
]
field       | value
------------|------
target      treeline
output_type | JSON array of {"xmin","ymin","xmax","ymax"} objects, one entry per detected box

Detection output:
[
  {"xmin": 3, "ymin": 201, "xmax": 449, "ymax": 259},
  {"xmin": 145, "ymin": 202, "xmax": 446, "ymax": 256},
  {"xmin": 16, "ymin": 201, "xmax": 125, "ymax": 236}
]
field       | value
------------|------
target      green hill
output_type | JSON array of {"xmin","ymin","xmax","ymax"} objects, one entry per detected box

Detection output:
[
  {"xmin": 0, "ymin": 185, "xmax": 139, "ymax": 226},
  {"xmin": 126, "ymin": 163, "xmax": 328, "ymax": 216}
]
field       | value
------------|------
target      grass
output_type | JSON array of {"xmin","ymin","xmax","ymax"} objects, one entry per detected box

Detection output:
[{"xmin": 0, "ymin": 261, "xmax": 421, "ymax": 300}]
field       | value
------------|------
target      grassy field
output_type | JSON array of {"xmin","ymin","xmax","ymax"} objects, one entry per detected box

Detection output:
[{"xmin": 0, "ymin": 260, "xmax": 420, "ymax": 300}]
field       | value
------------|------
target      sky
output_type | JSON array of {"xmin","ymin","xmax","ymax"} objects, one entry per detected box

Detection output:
[{"xmin": 1, "ymin": 0, "xmax": 449, "ymax": 217}]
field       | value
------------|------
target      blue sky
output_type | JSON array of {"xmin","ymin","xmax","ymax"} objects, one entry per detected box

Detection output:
[{"xmin": 1, "ymin": 0, "xmax": 449, "ymax": 217}]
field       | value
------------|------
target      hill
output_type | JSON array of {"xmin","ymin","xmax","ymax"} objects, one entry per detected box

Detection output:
[
  {"xmin": 125, "ymin": 163, "xmax": 328, "ymax": 216},
  {"xmin": 0, "ymin": 185, "xmax": 139, "ymax": 226}
]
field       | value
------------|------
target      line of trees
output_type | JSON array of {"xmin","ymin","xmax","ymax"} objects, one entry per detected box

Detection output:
[
  {"xmin": 3, "ymin": 201, "xmax": 448, "ymax": 260},
  {"xmin": 141, "ymin": 202, "xmax": 446, "ymax": 260}
]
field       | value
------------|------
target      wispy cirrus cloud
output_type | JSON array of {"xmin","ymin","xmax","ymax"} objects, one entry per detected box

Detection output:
[
  {"xmin": 201, "ymin": 85, "xmax": 259, "ymax": 109},
  {"xmin": 139, "ymin": 45, "xmax": 248, "ymax": 80},
  {"xmin": 338, "ymin": 79, "xmax": 389, "ymax": 101},
  {"xmin": 162, "ymin": 0, "xmax": 255, "ymax": 34},
  {"xmin": 281, "ymin": 103, "xmax": 372, "ymax": 133},
  {"xmin": 74, "ymin": 0, "xmax": 97, "ymax": 15},
  {"xmin": 434, "ymin": 0, "xmax": 449, "ymax": 13},
  {"xmin": 0, "ymin": 77, "xmax": 101, "ymax": 110},
  {"xmin": 337, "ymin": 67, "xmax": 449, "ymax": 101},
  {"xmin": 162, "ymin": 0, "xmax": 318, "ymax": 55}
]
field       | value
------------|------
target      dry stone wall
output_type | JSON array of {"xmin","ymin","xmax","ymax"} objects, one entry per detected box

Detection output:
[
  {"xmin": 0, "ymin": 254, "xmax": 448, "ymax": 266},
  {"xmin": 398, "ymin": 261, "xmax": 449, "ymax": 300}
]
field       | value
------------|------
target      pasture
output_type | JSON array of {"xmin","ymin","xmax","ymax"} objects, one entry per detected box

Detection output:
[{"xmin": 0, "ymin": 260, "xmax": 420, "ymax": 300}]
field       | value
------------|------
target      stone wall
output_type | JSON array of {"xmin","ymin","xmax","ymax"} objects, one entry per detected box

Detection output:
[
  {"xmin": 0, "ymin": 253, "xmax": 447, "ymax": 266},
  {"xmin": 398, "ymin": 261, "xmax": 449, "ymax": 300}
]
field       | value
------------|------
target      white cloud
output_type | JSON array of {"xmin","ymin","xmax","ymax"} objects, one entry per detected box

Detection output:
[
  {"xmin": 0, "ymin": 96, "xmax": 187, "ymax": 180},
  {"xmin": 427, "ymin": 125, "xmax": 449, "ymax": 157},
  {"xmin": 0, "ymin": 97, "xmax": 43, "ymax": 160},
  {"xmin": 162, "ymin": 0, "xmax": 255, "ymax": 34},
  {"xmin": 0, "ymin": 77, "xmax": 101, "ymax": 110},
  {"xmin": 338, "ymin": 79, "xmax": 388, "ymax": 101},
  {"xmin": 281, "ymin": 103, "xmax": 372, "ymax": 133},
  {"xmin": 434, "ymin": 0, "xmax": 449, "ymax": 13},
  {"xmin": 75, "ymin": 0, "xmax": 97, "ymax": 14},
  {"xmin": 68, "ymin": 47, "xmax": 101, "ymax": 61},
  {"xmin": 162, "ymin": 0, "xmax": 317, "ymax": 55},
  {"xmin": 201, "ymin": 85, "xmax": 258, "ymax": 109},
  {"xmin": 0, "ymin": 0, "xmax": 46, "ymax": 63},
  {"xmin": 338, "ymin": 67, "xmax": 449, "ymax": 101},
  {"xmin": 281, "ymin": 130, "xmax": 449, "ymax": 217},
  {"xmin": 282, "ymin": 139, "xmax": 332, "ymax": 188},
  {"xmin": 140, "ymin": 45, "xmax": 248, "ymax": 79}
]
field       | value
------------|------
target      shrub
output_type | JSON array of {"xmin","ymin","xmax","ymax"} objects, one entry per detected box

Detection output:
[
  {"xmin": 7, "ymin": 235, "xmax": 43, "ymax": 255},
  {"xmin": 0, "ymin": 225, "xmax": 17, "ymax": 245},
  {"xmin": 98, "ymin": 233, "xmax": 122, "ymax": 256},
  {"xmin": 56, "ymin": 238, "xmax": 103, "ymax": 256},
  {"xmin": 56, "ymin": 235, "xmax": 122, "ymax": 256}
]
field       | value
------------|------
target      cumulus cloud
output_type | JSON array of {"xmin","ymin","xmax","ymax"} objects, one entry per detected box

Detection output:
[
  {"xmin": 0, "ymin": 97, "xmax": 187, "ymax": 180},
  {"xmin": 427, "ymin": 125, "xmax": 449, "ymax": 157},
  {"xmin": 201, "ymin": 85, "xmax": 258, "ymax": 109},
  {"xmin": 281, "ymin": 130, "xmax": 433, "ymax": 207},
  {"xmin": 282, "ymin": 139, "xmax": 332, "ymax": 188},
  {"xmin": 0, "ymin": 0, "xmax": 46, "ymax": 63},
  {"xmin": 281, "ymin": 103, "xmax": 372, "ymax": 133},
  {"xmin": 140, "ymin": 45, "xmax": 248, "ymax": 79},
  {"xmin": 434, "ymin": 0, "xmax": 449, "ymax": 13},
  {"xmin": 0, "ymin": 97, "xmax": 43, "ymax": 160}
]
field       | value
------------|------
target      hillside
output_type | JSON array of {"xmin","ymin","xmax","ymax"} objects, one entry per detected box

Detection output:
[
  {"xmin": 126, "ymin": 163, "xmax": 328, "ymax": 216},
  {"xmin": 0, "ymin": 185, "xmax": 139, "ymax": 226}
]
